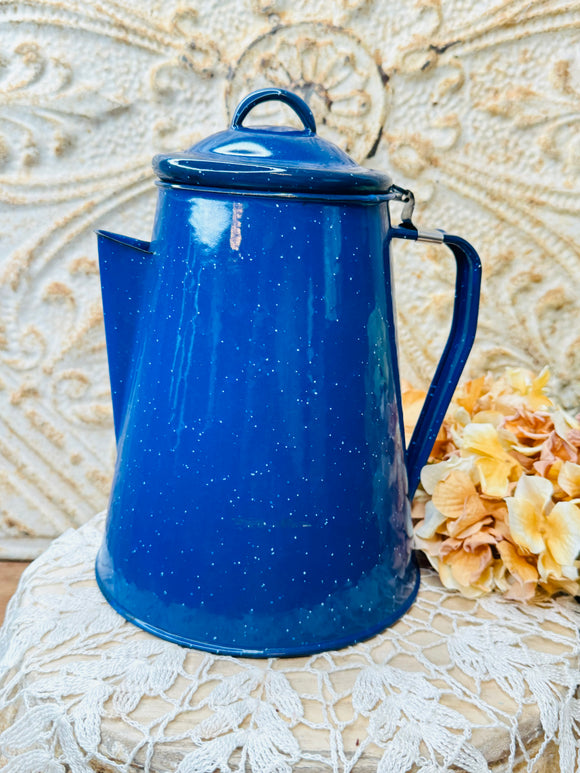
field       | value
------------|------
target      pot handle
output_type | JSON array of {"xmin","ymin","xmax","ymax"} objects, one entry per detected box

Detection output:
[
  {"xmin": 388, "ymin": 189, "xmax": 482, "ymax": 498},
  {"xmin": 231, "ymin": 88, "xmax": 317, "ymax": 135}
]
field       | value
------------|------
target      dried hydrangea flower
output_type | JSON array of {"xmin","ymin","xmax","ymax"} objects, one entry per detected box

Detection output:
[{"xmin": 408, "ymin": 367, "xmax": 580, "ymax": 600}]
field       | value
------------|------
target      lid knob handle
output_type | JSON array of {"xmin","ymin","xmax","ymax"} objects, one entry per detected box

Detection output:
[{"xmin": 231, "ymin": 88, "xmax": 317, "ymax": 135}]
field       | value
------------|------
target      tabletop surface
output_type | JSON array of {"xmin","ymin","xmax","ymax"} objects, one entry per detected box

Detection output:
[
  {"xmin": 0, "ymin": 561, "xmax": 30, "ymax": 626},
  {"xmin": 0, "ymin": 513, "xmax": 579, "ymax": 773}
]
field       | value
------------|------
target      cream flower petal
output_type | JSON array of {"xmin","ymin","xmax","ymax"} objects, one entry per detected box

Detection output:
[
  {"xmin": 450, "ymin": 424, "xmax": 465, "ymax": 448},
  {"xmin": 498, "ymin": 427, "xmax": 520, "ymax": 447},
  {"xmin": 412, "ymin": 528, "xmax": 443, "ymax": 569},
  {"xmin": 506, "ymin": 475, "xmax": 553, "ymax": 554},
  {"xmin": 475, "ymin": 564, "xmax": 497, "ymax": 594},
  {"xmin": 494, "ymin": 560, "xmax": 509, "ymax": 592},
  {"xmin": 560, "ymin": 564, "xmax": 579, "ymax": 581},
  {"xmin": 420, "ymin": 456, "xmax": 475, "ymax": 495},
  {"xmin": 505, "ymin": 368, "xmax": 529, "ymax": 395},
  {"xmin": 513, "ymin": 473, "xmax": 553, "ymax": 511},
  {"xmin": 544, "ymin": 500, "xmax": 580, "ymax": 567},
  {"xmin": 527, "ymin": 367, "xmax": 553, "ymax": 410},
  {"xmin": 558, "ymin": 462, "xmax": 580, "ymax": 499},
  {"xmin": 510, "ymin": 442, "xmax": 546, "ymax": 457},
  {"xmin": 472, "ymin": 410, "xmax": 505, "ymax": 427},
  {"xmin": 413, "ymin": 533, "xmax": 444, "ymax": 560},
  {"xmin": 411, "ymin": 498, "xmax": 426, "ymax": 523},
  {"xmin": 535, "ymin": 366, "xmax": 551, "ymax": 388},
  {"xmin": 475, "ymin": 457, "xmax": 516, "ymax": 498},
  {"xmin": 552, "ymin": 407, "xmax": 580, "ymax": 442},
  {"xmin": 537, "ymin": 548, "xmax": 562, "ymax": 582},
  {"xmin": 414, "ymin": 501, "xmax": 447, "ymax": 539},
  {"xmin": 540, "ymin": 577, "xmax": 580, "ymax": 596},
  {"xmin": 436, "ymin": 561, "xmax": 462, "ymax": 592},
  {"xmin": 460, "ymin": 423, "xmax": 520, "ymax": 497},
  {"xmin": 421, "ymin": 551, "xmax": 441, "ymax": 573},
  {"xmin": 506, "ymin": 366, "xmax": 552, "ymax": 410},
  {"xmin": 449, "ymin": 405, "xmax": 471, "ymax": 428},
  {"xmin": 461, "ymin": 423, "xmax": 509, "ymax": 458},
  {"xmin": 535, "ymin": 546, "xmax": 579, "ymax": 583}
]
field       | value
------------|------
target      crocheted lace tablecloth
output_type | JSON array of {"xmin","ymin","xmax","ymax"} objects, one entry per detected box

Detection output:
[{"xmin": 1, "ymin": 512, "xmax": 580, "ymax": 773}]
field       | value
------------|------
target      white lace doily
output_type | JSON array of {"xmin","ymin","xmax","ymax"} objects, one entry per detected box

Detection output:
[{"xmin": 1, "ymin": 511, "xmax": 579, "ymax": 773}]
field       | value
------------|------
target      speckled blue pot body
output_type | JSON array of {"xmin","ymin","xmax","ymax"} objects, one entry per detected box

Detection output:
[{"xmin": 95, "ymin": 89, "xmax": 481, "ymax": 657}]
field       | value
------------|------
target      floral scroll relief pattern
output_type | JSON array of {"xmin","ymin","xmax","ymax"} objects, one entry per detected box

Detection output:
[
  {"xmin": 372, "ymin": 1, "xmax": 580, "ymax": 405},
  {"xmin": 226, "ymin": 23, "xmax": 389, "ymax": 161},
  {"xmin": 0, "ymin": 0, "xmax": 579, "ymax": 551},
  {"xmin": 0, "ymin": 0, "xmax": 228, "ymax": 550}
]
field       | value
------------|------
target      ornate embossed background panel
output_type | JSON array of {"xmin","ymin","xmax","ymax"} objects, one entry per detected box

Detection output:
[{"xmin": 0, "ymin": 0, "xmax": 578, "ymax": 555}]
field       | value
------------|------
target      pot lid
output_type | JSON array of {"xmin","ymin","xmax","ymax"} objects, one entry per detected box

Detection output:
[{"xmin": 153, "ymin": 88, "xmax": 392, "ymax": 195}]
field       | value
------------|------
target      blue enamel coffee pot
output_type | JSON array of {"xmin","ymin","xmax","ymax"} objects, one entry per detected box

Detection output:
[{"xmin": 95, "ymin": 88, "xmax": 481, "ymax": 657}]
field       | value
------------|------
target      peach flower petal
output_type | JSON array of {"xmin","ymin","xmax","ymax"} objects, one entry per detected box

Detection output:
[
  {"xmin": 437, "ymin": 559, "xmax": 493, "ymax": 599},
  {"xmin": 541, "ymin": 431, "xmax": 578, "ymax": 465},
  {"xmin": 489, "ymin": 518, "xmax": 512, "ymax": 542},
  {"xmin": 504, "ymin": 579, "xmax": 537, "ymax": 601},
  {"xmin": 443, "ymin": 544, "xmax": 493, "ymax": 588},
  {"xmin": 461, "ymin": 526, "xmax": 496, "ymax": 547},
  {"xmin": 402, "ymin": 386, "xmax": 427, "ymax": 444},
  {"xmin": 432, "ymin": 470, "xmax": 485, "ymax": 521},
  {"xmin": 438, "ymin": 538, "xmax": 464, "ymax": 557},
  {"xmin": 504, "ymin": 408, "xmax": 553, "ymax": 442},
  {"xmin": 447, "ymin": 502, "xmax": 495, "ymax": 536},
  {"xmin": 455, "ymin": 375, "xmax": 486, "ymax": 414},
  {"xmin": 448, "ymin": 517, "xmax": 492, "ymax": 541},
  {"xmin": 533, "ymin": 459, "xmax": 560, "ymax": 479},
  {"xmin": 496, "ymin": 540, "xmax": 538, "ymax": 584}
]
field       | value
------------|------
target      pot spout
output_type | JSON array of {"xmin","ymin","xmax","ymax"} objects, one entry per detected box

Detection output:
[{"xmin": 96, "ymin": 229, "xmax": 152, "ymax": 441}]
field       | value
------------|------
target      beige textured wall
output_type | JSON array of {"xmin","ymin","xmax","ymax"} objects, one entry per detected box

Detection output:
[{"xmin": 0, "ymin": 0, "xmax": 578, "ymax": 557}]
